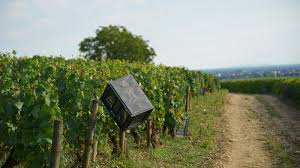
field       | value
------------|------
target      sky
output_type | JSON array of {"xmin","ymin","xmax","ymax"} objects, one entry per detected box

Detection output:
[{"xmin": 0, "ymin": 0, "xmax": 299, "ymax": 69}]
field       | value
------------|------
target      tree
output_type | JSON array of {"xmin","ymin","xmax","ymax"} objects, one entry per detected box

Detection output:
[{"xmin": 79, "ymin": 25, "xmax": 156, "ymax": 63}]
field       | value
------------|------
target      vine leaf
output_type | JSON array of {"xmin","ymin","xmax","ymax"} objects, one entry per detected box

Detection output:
[
  {"xmin": 14, "ymin": 101, "xmax": 23, "ymax": 110},
  {"xmin": 45, "ymin": 94, "xmax": 51, "ymax": 106},
  {"xmin": 31, "ymin": 105, "xmax": 40, "ymax": 118}
]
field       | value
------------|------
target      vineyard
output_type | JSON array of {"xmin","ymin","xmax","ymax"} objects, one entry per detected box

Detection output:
[
  {"xmin": 221, "ymin": 78, "xmax": 300, "ymax": 107},
  {"xmin": 0, "ymin": 52, "xmax": 220, "ymax": 167}
]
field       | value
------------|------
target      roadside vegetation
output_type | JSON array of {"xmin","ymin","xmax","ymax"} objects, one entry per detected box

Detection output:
[{"xmin": 222, "ymin": 77, "xmax": 300, "ymax": 109}]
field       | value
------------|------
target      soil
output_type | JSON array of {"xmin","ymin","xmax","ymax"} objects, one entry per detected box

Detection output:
[{"xmin": 214, "ymin": 93, "xmax": 300, "ymax": 168}]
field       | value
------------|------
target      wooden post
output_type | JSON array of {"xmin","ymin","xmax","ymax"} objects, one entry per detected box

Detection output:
[
  {"xmin": 188, "ymin": 87, "xmax": 192, "ymax": 111},
  {"xmin": 185, "ymin": 86, "xmax": 190, "ymax": 112},
  {"xmin": 82, "ymin": 100, "xmax": 98, "ymax": 168},
  {"xmin": 146, "ymin": 119, "xmax": 152, "ymax": 148},
  {"xmin": 125, "ymin": 138, "xmax": 129, "ymax": 158},
  {"xmin": 119, "ymin": 130, "xmax": 126, "ymax": 155},
  {"xmin": 91, "ymin": 140, "xmax": 98, "ymax": 162},
  {"xmin": 50, "ymin": 120, "xmax": 63, "ymax": 168}
]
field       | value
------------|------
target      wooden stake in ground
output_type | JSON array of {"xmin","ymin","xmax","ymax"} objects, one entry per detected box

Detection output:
[
  {"xmin": 119, "ymin": 130, "xmax": 126, "ymax": 155},
  {"xmin": 146, "ymin": 119, "xmax": 152, "ymax": 147},
  {"xmin": 82, "ymin": 100, "xmax": 98, "ymax": 168},
  {"xmin": 50, "ymin": 120, "xmax": 63, "ymax": 168},
  {"xmin": 185, "ymin": 86, "xmax": 190, "ymax": 112},
  {"xmin": 188, "ymin": 87, "xmax": 192, "ymax": 111},
  {"xmin": 91, "ymin": 140, "xmax": 98, "ymax": 162},
  {"xmin": 125, "ymin": 138, "xmax": 129, "ymax": 158}
]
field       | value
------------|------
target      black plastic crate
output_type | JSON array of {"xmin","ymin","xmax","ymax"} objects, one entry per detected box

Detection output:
[{"xmin": 101, "ymin": 75, "xmax": 154, "ymax": 131}]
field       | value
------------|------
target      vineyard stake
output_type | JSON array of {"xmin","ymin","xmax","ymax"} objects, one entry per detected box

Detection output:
[
  {"xmin": 125, "ymin": 138, "xmax": 129, "ymax": 158},
  {"xmin": 50, "ymin": 120, "xmax": 63, "ymax": 168},
  {"xmin": 146, "ymin": 119, "xmax": 152, "ymax": 148},
  {"xmin": 185, "ymin": 86, "xmax": 190, "ymax": 112},
  {"xmin": 91, "ymin": 140, "xmax": 98, "ymax": 162},
  {"xmin": 82, "ymin": 100, "xmax": 98, "ymax": 168},
  {"xmin": 189, "ymin": 86, "xmax": 192, "ymax": 111},
  {"xmin": 119, "ymin": 130, "xmax": 126, "ymax": 155}
]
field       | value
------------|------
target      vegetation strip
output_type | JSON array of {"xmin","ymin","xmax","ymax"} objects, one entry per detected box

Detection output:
[{"xmin": 221, "ymin": 77, "xmax": 300, "ymax": 109}]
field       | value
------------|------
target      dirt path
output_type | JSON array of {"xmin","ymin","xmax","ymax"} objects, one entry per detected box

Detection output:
[
  {"xmin": 215, "ymin": 93, "xmax": 300, "ymax": 168},
  {"xmin": 219, "ymin": 94, "xmax": 273, "ymax": 168}
]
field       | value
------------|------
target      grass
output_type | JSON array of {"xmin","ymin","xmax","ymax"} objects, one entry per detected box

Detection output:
[
  {"xmin": 266, "ymin": 135, "xmax": 292, "ymax": 168},
  {"xmin": 94, "ymin": 90, "xmax": 228, "ymax": 168}
]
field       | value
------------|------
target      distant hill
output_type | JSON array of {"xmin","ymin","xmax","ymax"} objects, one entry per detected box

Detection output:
[{"xmin": 202, "ymin": 64, "xmax": 300, "ymax": 80}]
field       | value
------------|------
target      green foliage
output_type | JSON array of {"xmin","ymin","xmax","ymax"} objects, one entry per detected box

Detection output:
[
  {"xmin": 221, "ymin": 78, "xmax": 300, "ymax": 105},
  {"xmin": 0, "ymin": 52, "xmax": 219, "ymax": 167},
  {"xmin": 79, "ymin": 25, "xmax": 156, "ymax": 63},
  {"xmin": 266, "ymin": 135, "xmax": 292, "ymax": 168}
]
